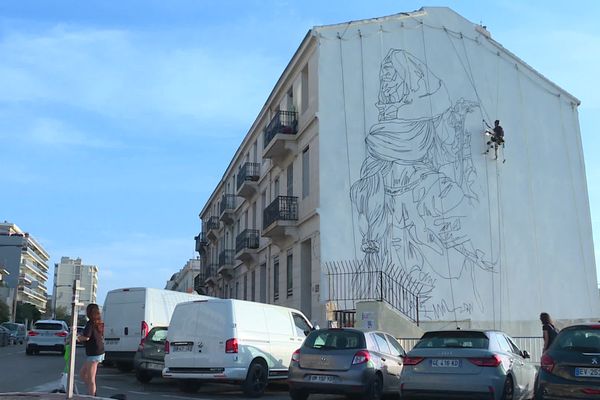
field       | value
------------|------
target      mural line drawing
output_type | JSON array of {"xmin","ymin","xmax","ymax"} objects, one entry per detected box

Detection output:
[{"xmin": 349, "ymin": 49, "xmax": 496, "ymax": 320}]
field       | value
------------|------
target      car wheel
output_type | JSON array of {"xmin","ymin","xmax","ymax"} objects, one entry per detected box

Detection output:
[
  {"xmin": 135, "ymin": 370, "xmax": 153, "ymax": 384},
  {"xmin": 116, "ymin": 362, "xmax": 133, "ymax": 372},
  {"xmin": 178, "ymin": 380, "xmax": 200, "ymax": 393},
  {"xmin": 26, "ymin": 346, "xmax": 33, "ymax": 355},
  {"xmin": 289, "ymin": 389, "xmax": 309, "ymax": 400},
  {"xmin": 366, "ymin": 373, "xmax": 383, "ymax": 400},
  {"xmin": 243, "ymin": 360, "xmax": 268, "ymax": 398},
  {"xmin": 501, "ymin": 376, "xmax": 514, "ymax": 400}
]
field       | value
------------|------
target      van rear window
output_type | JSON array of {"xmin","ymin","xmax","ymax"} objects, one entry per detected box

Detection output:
[
  {"xmin": 414, "ymin": 331, "xmax": 489, "ymax": 349},
  {"xmin": 34, "ymin": 323, "xmax": 64, "ymax": 331},
  {"xmin": 304, "ymin": 330, "xmax": 365, "ymax": 350}
]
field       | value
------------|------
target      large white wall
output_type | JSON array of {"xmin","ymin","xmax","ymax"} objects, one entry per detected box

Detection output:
[{"xmin": 317, "ymin": 7, "xmax": 599, "ymax": 333}]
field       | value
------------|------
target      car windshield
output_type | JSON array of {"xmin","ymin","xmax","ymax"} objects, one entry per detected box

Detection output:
[
  {"xmin": 304, "ymin": 330, "xmax": 365, "ymax": 350},
  {"xmin": 414, "ymin": 331, "xmax": 489, "ymax": 349},
  {"xmin": 554, "ymin": 329, "xmax": 600, "ymax": 353},
  {"xmin": 34, "ymin": 322, "xmax": 64, "ymax": 331},
  {"xmin": 1, "ymin": 323, "xmax": 17, "ymax": 332}
]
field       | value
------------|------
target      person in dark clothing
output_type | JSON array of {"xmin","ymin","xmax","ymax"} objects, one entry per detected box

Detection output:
[
  {"xmin": 484, "ymin": 119, "xmax": 505, "ymax": 159},
  {"xmin": 540, "ymin": 312, "xmax": 559, "ymax": 351},
  {"xmin": 78, "ymin": 303, "xmax": 105, "ymax": 396}
]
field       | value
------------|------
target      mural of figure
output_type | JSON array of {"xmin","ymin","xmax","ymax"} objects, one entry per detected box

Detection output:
[{"xmin": 350, "ymin": 49, "xmax": 494, "ymax": 319}]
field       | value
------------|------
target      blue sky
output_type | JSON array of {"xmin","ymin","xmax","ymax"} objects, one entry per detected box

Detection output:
[{"xmin": 1, "ymin": 0, "xmax": 599, "ymax": 305}]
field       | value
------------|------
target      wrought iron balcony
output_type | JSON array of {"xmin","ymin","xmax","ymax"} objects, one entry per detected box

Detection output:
[
  {"xmin": 218, "ymin": 249, "xmax": 235, "ymax": 276},
  {"xmin": 235, "ymin": 229, "xmax": 259, "ymax": 264},
  {"xmin": 263, "ymin": 110, "xmax": 298, "ymax": 148},
  {"xmin": 205, "ymin": 216, "xmax": 220, "ymax": 241},
  {"xmin": 219, "ymin": 194, "xmax": 237, "ymax": 225},
  {"xmin": 236, "ymin": 229, "xmax": 259, "ymax": 253},
  {"xmin": 262, "ymin": 196, "xmax": 299, "ymax": 245},
  {"xmin": 262, "ymin": 110, "xmax": 298, "ymax": 165},
  {"xmin": 194, "ymin": 232, "xmax": 208, "ymax": 254},
  {"xmin": 203, "ymin": 263, "xmax": 218, "ymax": 284},
  {"xmin": 236, "ymin": 162, "xmax": 260, "ymax": 199}
]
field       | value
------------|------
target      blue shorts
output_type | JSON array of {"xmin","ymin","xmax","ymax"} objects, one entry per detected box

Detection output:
[{"xmin": 86, "ymin": 354, "xmax": 105, "ymax": 363}]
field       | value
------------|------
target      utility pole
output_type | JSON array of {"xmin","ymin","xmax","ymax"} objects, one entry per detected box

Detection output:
[{"xmin": 67, "ymin": 279, "xmax": 83, "ymax": 399}]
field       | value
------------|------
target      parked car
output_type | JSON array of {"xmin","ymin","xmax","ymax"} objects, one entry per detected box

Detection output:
[
  {"xmin": 25, "ymin": 319, "xmax": 70, "ymax": 355},
  {"xmin": 134, "ymin": 326, "xmax": 168, "ymax": 383},
  {"xmin": 1, "ymin": 322, "xmax": 26, "ymax": 345},
  {"xmin": 163, "ymin": 298, "xmax": 313, "ymax": 397},
  {"xmin": 400, "ymin": 329, "xmax": 536, "ymax": 400},
  {"xmin": 288, "ymin": 328, "xmax": 406, "ymax": 400},
  {"xmin": 535, "ymin": 324, "xmax": 600, "ymax": 399},
  {"xmin": 103, "ymin": 287, "xmax": 211, "ymax": 372},
  {"xmin": 0, "ymin": 326, "xmax": 10, "ymax": 346}
]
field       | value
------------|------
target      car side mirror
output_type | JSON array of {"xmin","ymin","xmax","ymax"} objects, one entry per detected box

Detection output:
[
  {"xmin": 521, "ymin": 350, "xmax": 530, "ymax": 359},
  {"xmin": 312, "ymin": 324, "xmax": 320, "ymax": 331}
]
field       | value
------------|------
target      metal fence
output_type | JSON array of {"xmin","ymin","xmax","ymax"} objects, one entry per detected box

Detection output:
[
  {"xmin": 325, "ymin": 260, "xmax": 422, "ymax": 324},
  {"xmin": 263, "ymin": 196, "xmax": 298, "ymax": 229},
  {"xmin": 263, "ymin": 110, "xmax": 298, "ymax": 148}
]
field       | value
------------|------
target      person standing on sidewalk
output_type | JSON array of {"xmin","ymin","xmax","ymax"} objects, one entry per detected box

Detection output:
[
  {"xmin": 540, "ymin": 312, "xmax": 559, "ymax": 351},
  {"xmin": 78, "ymin": 303, "xmax": 105, "ymax": 396}
]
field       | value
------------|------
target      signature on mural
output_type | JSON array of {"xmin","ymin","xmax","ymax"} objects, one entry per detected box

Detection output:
[{"xmin": 350, "ymin": 49, "xmax": 495, "ymax": 319}]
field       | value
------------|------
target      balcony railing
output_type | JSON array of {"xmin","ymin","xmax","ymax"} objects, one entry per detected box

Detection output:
[
  {"xmin": 263, "ymin": 196, "xmax": 298, "ymax": 229},
  {"xmin": 236, "ymin": 229, "xmax": 260, "ymax": 253},
  {"xmin": 219, "ymin": 194, "xmax": 236, "ymax": 215},
  {"xmin": 236, "ymin": 162, "xmax": 260, "ymax": 190},
  {"xmin": 218, "ymin": 250, "xmax": 235, "ymax": 267},
  {"xmin": 206, "ymin": 216, "xmax": 220, "ymax": 231},
  {"xmin": 194, "ymin": 232, "xmax": 208, "ymax": 253},
  {"xmin": 263, "ymin": 110, "xmax": 298, "ymax": 149},
  {"xmin": 203, "ymin": 263, "xmax": 218, "ymax": 282}
]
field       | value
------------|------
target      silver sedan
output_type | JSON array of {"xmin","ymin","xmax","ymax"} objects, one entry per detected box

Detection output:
[{"xmin": 400, "ymin": 329, "xmax": 536, "ymax": 400}]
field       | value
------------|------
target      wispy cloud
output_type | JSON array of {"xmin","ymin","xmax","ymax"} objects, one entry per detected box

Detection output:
[{"xmin": 27, "ymin": 117, "xmax": 122, "ymax": 149}]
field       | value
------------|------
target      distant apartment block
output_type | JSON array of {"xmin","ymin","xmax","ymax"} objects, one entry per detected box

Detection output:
[
  {"xmin": 165, "ymin": 259, "xmax": 203, "ymax": 294},
  {"xmin": 0, "ymin": 222, "xmax": 50, "ymax": 313},
  {"xmin": 52, "ymin": 256, "xmax": 98, "ymax": 315}
]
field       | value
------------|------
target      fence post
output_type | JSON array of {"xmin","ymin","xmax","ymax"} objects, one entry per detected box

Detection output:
[{"xmin": 379, "ymin": 271, "xmax": 384, "ymax": 302}]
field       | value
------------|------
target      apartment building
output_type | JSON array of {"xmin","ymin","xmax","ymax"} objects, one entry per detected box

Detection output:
[
  {"xmin": 195, "ymin": 7, "xmax": 599, "ymax": 333},
  {"xmin": 0, "ymin": 222, "xmax": 49, "ymax": 313},
  {"xmin": 165, "ymin": 258, "xmax": 203, "ymax": 294},
  {"xmin": 52, "ymin": 257, "xmax": 98, "ymax": 315}
]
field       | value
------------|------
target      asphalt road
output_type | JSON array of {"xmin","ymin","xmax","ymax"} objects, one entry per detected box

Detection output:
[{"xmin": 0, "ymin": 343, "xmax": 346, "ymax": 400}]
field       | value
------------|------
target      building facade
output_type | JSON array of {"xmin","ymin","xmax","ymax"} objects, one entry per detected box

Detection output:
[
  {"xmin": 0, "ymin": 222, "xmax": 50, "ymax": 314},
  {"xmin": 195, "ymin": 7, "xmax": 599, "ymax": 334},
  {"xmin": 52, "ymin": 257, "xmax": 98, "ymax": 315},
  {"xmin": 165, "ymin": 258, "xmax": 203, "ymax": 294}
]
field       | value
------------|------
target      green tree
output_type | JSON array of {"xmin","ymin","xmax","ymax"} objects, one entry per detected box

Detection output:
[
  {"xmin": 16, "ymin": 303, "xmax": 41, "ymax": 324},
  {"xmin": 0, "ymin": 299, "xmax": 10, "ymax": 323},
  {"xmin": 54, "ymin": 305, "xmax": 71, "ymax": 324}
]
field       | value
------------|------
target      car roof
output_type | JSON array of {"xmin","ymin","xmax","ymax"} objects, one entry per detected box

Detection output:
[
  {"xmin": 422, "ymin": 329, "xmax": 500, "ymax": 334},
  {"xmin": 35, "ymin": 320, "xmax": 67, "ymax": 324},
  {"xmin": 559, "ymin": 324, "xmax": 600, "ymax": 331}
]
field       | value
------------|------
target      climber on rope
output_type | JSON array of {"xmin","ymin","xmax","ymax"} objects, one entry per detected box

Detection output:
[{"xmin": 483, "ymin": 119, "xmax": 505, "ymax": 160}]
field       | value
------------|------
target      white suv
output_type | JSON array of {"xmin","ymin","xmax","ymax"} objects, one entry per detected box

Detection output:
[{"xmin": 26, "ymin": 320, "xmax": 70, "ymax": 355}]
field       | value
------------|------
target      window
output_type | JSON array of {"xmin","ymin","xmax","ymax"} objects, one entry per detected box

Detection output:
[
  {"xmin": 373, "ymin": 333, "xmax": 391, "ymax": 354},
  {"xmin": 273, "ymin": 257, "xmax": 279, "ymax": 301},
  {"xmin": 274, "ymin": 177, "xmax": 280, "ymax": 200},
  {"xmin": 496, "ymin": 334, "xmax": 513, "ymax": 353},
  {"xmin": 301, "ymin": 65, "xmax": 309, "ymax": 114},
  {"xmin": 286, "ymin": 251, "xmax": 293, "ymax": 297},
  {"xmin": 235, "ymin": 282, "xmax": 239, "ymax": 299},
  {"xmin": 386, "ymin": 334, "xmax": 406, "ymax": 357},
  {"xmin": 292, "ymin": 313, "xmax": 311, "ymax": 337},
  {"xmin": 414, "ymin": 331, "xmax": 490, "ymax": 349},
  {"xmin": 302, "ymin": 147, "xmax": 309, "ymax": 198},
  {"xmin": 243, "ymin": 274, "xmax": 248, "ymax": 300},
  {"xmin": 305, "ymin": 330, "xmax": 365, "ymax": 350},
  {"xmin": 287, "ymin": 163, "xmax": 293, "ymax": 196},
  {"xmin": 252, "ymin": 202, "xmax": 257, "ymax": 229}
]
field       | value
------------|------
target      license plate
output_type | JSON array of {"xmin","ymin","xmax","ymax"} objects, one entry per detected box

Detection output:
[
  {"xmin": 145, "ymin": 362, "xmax": 163, "ymax": 370},
  {"xmin": 575, "ymin": 368, "xmax": 600, "ymax": 377},
  {"xmin": 105, "ymin": 338, "xmax": 119, "ymax": 344},
  {"xmin": 308, "ymin": 375, "xmax": 335, "ymax": 383},
  {"xmin": 173, "ymin": 344, "xmax": 193, "ymax": 352},
  {"xmin": 431, "ymin": 359, "xmax": 461, "ymax": 368}
]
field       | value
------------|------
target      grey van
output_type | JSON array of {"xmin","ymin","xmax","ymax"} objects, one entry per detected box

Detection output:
[{"xmin": 1, "ymin": 322, "xmax": 26, "ymax": 345}]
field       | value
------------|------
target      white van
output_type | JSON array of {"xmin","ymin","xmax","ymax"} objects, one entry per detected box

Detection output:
[
  {"xmin": 103, "ymin": 287, "xmax": 211, "ymax": 371},
  {"xmin": 163, "ymin": 298, "xmax": 313, "ymax": 396}
]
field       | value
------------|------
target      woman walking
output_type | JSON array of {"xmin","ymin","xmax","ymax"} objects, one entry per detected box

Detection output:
[{"xmin": 78, "ymin": 303, "xmax": 105, "ymax": 396}]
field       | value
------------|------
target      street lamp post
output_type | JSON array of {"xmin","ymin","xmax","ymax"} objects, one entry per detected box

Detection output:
[{"xmin": 67, "ymin": 279, "xmax": 84, "ymax": 399}]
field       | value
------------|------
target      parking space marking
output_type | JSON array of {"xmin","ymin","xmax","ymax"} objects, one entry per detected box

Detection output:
[
  {"xmin": 101, "ymin": 385, "xmax": 119, "ymax": 390},
  {"xmin": 128, "ymin": 391, "xmax": 150, "ymax": 395}
]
